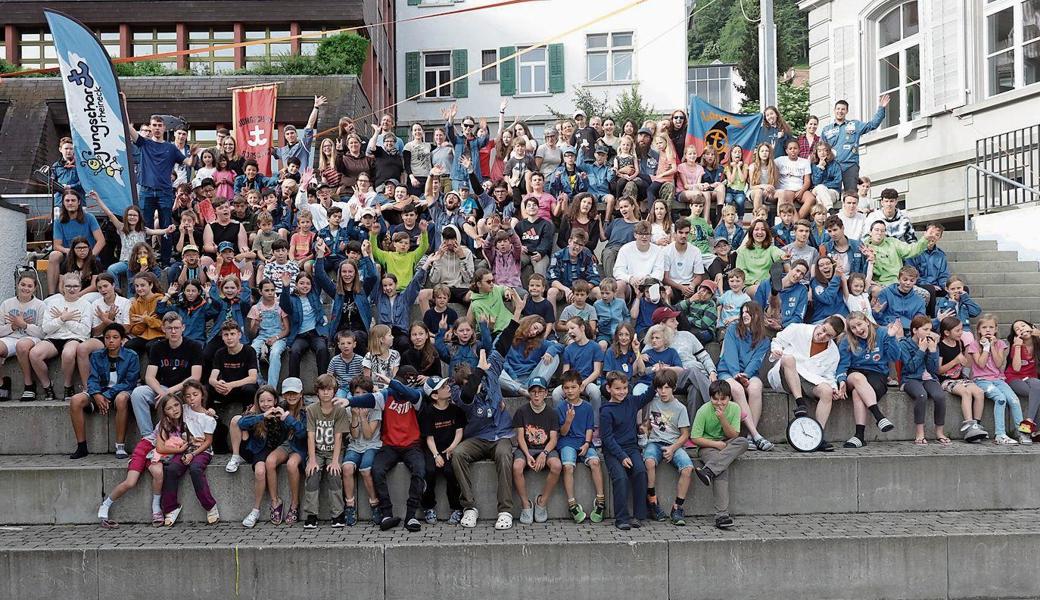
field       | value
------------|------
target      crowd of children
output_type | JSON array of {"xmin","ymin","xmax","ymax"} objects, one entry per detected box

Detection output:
[{"xmin": 5, "ymin": 95, "xmax": 1038, "ymax": 532}]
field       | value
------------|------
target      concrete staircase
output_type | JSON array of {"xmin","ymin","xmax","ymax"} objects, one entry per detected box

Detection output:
[{"xmin": 3, "ymin": 228, "xmax": 1040, "ymax": 599}]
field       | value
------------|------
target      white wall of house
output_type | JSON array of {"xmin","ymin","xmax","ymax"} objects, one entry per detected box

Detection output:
[
  {"xmin": 0, "ymin": 201, "xmax": 28, "ymax": 299},
  {"xmin": 800, "ymin": 0, "xmax": 1040, "ymax": 223},
  {"xmin": 396, "ymin": 0, "xmax": 687, "ymax": 133}
]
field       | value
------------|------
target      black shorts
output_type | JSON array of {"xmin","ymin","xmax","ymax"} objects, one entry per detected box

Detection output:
[
  {"xmin": 48, "ymin": 338, "xmax": 78, "ymax": 354},
  {"xmin": 242, "ymin": 447, "xmax": 272, "ymax": 466},
  {"xmin": 781, "ymin": 373, "xmax": 822, "ymax": 399},
  {"xmin": 850, "ymin": 369, "xmax": 888, "ymax": 400}
]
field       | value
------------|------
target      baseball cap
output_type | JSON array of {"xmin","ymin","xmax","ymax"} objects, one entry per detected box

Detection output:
[
  {"xmin": 562, "ymin": 146, "xmax": 576, "ymax": 156},
  {"xmin": 358, "ymin": 207, "xmax": 377, "ymax": 218},
  {"xmin": 573, "ymin": 110, "xmax": 586, "ymax": 118},
  {"xmin": 713, "ymin": 237, "xmax": 731, "ymax": 247},
  {"xmin": 637, "ymin": 127, "xmax": 653, "ymax": 136},
  {"xmin": 191, "ymin": 177, "xmax": 205, "ymax": 190},
  {"xmin": 384, "ymin": 178, "xmax": 400, "ymax": 188},
  {"xmin": 528, "ymin": 376, "xmax": 548, "ymax": 391},
  {"xmin": 281, "ymin": 377, "xmax": 303, "ymax": 394},
  {"xmin": 698, "ymin": 280, "xmax": 719, "ymax": 294},
  {"xmin": 594, "ymin": 143, "xmax": 609, "ymax": 155},
  {"xmin": 182, "ymin": 244, "xmax": 200, "ymax": 254},
  {"xmin": 651, "ymin": 307, "xmax": 681, "ymax": 325},
  {"xmin": 423, "ymin": 376, "xmax": 449, "ymax": 396},
  {"xmin": 217, "ymin": 241, "xmax": 235, "ymax": 253},
  {"xmin": 283, "ymin": 124, "xmax": 297, "ymax": 133}
]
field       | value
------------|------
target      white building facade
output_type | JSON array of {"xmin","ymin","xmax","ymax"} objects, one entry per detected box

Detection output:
[
  {"xmin": 395, "ymin": 0, "xmax": 687, "ymax": 135},
  {"xmin": 800, "ymin": 0, "xmax": 1040, "ymax": 223}
]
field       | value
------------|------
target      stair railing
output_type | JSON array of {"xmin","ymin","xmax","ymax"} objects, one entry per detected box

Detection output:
[{"xmin": 964, "ymin": 164, "xmax": 1040, "ymax": 230}]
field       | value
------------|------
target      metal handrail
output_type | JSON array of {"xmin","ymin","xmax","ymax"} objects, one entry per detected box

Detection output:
[{"xmin": 964, "ymin": 164, "xmax": 1040, "ymax": 230}]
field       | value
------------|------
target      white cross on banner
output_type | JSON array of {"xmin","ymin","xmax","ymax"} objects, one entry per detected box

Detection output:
[{"xmin": 232, "ymin": 84, "xmax": 279, "ymax": 176}]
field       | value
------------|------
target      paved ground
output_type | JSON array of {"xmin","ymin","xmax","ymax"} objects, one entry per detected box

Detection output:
[{"xmin": 1, "ymin": 509, "xmax": 1037, "ymax": 550}]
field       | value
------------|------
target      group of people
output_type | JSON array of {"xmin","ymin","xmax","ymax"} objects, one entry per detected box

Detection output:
[{"xmin": 3, "ymin": 92, "xmax": 1039, "ymax": 532}]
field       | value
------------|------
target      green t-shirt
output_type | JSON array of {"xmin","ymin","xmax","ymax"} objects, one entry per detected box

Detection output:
[
  {"xmin": 735, "ymin": 244, "xmax": 786, "ymax": 285},
  {"xmin": 687, "ymin": 216, "xmax": 714, "ymax": 255},
  {"xmin": 691, "ymin": 401, "xmax": 740, "ymax": 441},
  {"xmin": 370, "ymin": 230, "xmax": 429, "ymax": 291},
  {"xmin": 469, "ymin": 286, "xmax": 512, "ymax": 333}
]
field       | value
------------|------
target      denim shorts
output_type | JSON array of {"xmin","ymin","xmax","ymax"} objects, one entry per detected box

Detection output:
[
  {"xmin": 643, "ymin": 442, "xmax": 694, "ymax": 470},
  {"xmin": 343, "ymin": 448, "xmax": 378, "ymax": 471},
  {"xmin": 559, "ymin": 444, "xmax": 600, "ymax": 466}
]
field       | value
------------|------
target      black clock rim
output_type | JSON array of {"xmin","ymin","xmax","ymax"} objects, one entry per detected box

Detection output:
[{"xmin": 786, "ymin": 416, "xmax": 823, "ymax": 452}]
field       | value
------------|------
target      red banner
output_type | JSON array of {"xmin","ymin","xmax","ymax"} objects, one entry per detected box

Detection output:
[{"xmin": 232, "ymin": 85, "xmax": 278, "ymax": 177}]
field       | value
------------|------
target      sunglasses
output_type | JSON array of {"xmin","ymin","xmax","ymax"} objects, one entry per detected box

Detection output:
[{"xmin": 462, "ymin": 123, "xmax": 475, "ymax": 128}]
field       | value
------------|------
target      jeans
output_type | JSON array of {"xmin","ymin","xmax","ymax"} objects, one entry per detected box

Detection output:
[
  {"xmin": 643, "ymin": 441, "xmax": 694, "ymax": 470},
  {"xmin": 252, "ymin": 337, "xmax": 287, "ymax": 386},
  {"xmin": 604, "ymin": 445, "xmax": 647, "ymax": 525},
  {"xmin": 139, "ymin": 185, "xmax": 174, "ymax": 265},
  {"xmin": 552, "ymin": 380, "xmax": 603, "ymax": 426},
  {"xmin": 288, "ymin": 330, "xmax": 330, "ymax": 379},
  {"xmin": 131, "ymin": 384, "xmax": 167, "ymax": 435},
  {"xmin": 976, "ymin": 378, "xmax": 1024, "ymax": 437},
  {"xmin": 696, "ymin": 436, "xmax": 748, "ymax": 517},
  {"xmin": 499, "ymin": 355, "xmax": 561, "ymax": 396},
  {"xmin": 372, "ymin": 445, "xmax": 426, "ymax": 517},
  {"xmin": 839, "ymin": 163, "xmax": 860, "ymax": 198},
  {"xmin": 160, "ymin": 452, "xmax": 216, "ymax": 514},
  {"xmin": 421, "ymin": 454, "xmax": 462, "ymax": 511},
  {"xmin": 724, "ymin": 190, "xmax": 747, "ymax": 218},
  {"xmin": 107, "ymin": 262, "xmax": 131, "ymax": 296}
]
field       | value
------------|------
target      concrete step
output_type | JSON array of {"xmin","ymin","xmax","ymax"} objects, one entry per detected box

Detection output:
[
  {"xmin": 952, "ymin": 271, "xmax": 1040, "ymax": 286},
  {"xmin": 1, "ymin": 510, "xmax": 1037, "ymax": 599},
  {"xmin": 948, "ymin": 260, "xmax": 1040, "ymax": 273},
  {"xmin": 932, "ymin": 230, "xmax": 977, "ymax": 241},
  {"xmin": 4, "ymin": 443, "xmax": 1039, "ymax": 525},
  {"xmin": 945, "ymin": 250, "xmax": 1020, "ymax": 262},
  {"xmin": 938, "ymin": 239, "xmax": 998, "ymax": 252},
  {"xmin": 954, "ymin": 282, "xmax": 1040, "ymax": 298}
]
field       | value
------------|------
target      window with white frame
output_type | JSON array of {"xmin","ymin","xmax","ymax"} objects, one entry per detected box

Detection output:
[
  {"xmin": 985, "ymin": 0, "xmax": 1040, "ymax": 97},
  {"xmin": 876, "ymin": 1, "xmax": 920, "ymax": 127},
  {"xmin": 517, "ymin": 46, "xmax": 547, "ymax": 94},
  {"xmin": 481, "ymin": 49, "xmax": 497, "ymax": 83},
  {"xmin": 586, "ymin": 31, "xmax": 633, "ymax": 83},
  {"xmin": 188, "ymin": 28, "xmax": 235, "ymax": 74},
  {"xmin": 245, "ymin": 27, "xmax": 291, "ymax": 68},
  {"xmin": 132, "ymin": 28, "xmax": 177, "ymax": 68},
  {"xmin": 18, "ymin": 30, "xmax": 57, "ymax": 69},
  {"xmin": 688, "ymin": 64, "xmax": 736, "ymax": 112},
  {"xmin": 423, "ymin": 51, "xmax": 452, "ymax": 98}
]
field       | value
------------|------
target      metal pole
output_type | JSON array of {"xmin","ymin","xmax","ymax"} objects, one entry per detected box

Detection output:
[{"xmin": 759, "ymin": 0, "xmax": 778, "ymax": 107}]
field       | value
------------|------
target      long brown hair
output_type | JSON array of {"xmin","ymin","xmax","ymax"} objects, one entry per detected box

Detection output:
[
  {"xmin": 336, "ymin": 259, "xmax": 362, "ymax": 296},
  {"xmin": 514, "ymin": 315, "xmax": 547, "ymax": 357},
  {"xmin": 743, "ymin": 219, "xmax": 775, "ymax": 250},
  {"xmin": 409, "ymin": 321, "xmax": 439, "ymax": 372},
  {"xmin": 749, "ymin": 142, "xmax": 778, "ymax": 186},
  {"xmin": 736, "ymin": 302, "xmax": 768, "ymax": 347}
]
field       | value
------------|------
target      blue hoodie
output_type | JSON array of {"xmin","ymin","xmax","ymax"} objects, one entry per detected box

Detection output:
[
  {"xmin": 875, "ymin": 283, "xmax": 926, "ymax": 330},
  {"xmin": 600, "ymin": 384, "xmax": 656, "ymax": 457},
  {"xmin": 504, "ymin": 339, "xmax": 563, "ymax": 380},
  {"xmin": 714, "ymin": 221, "xmax": 746, "ymax": 249},
  {"xmin": 204, "ymin": 283, "xmax": 253, "ymax": 344},
  {"xmin": 157, "ymin": 297, "xmax": 208, "ymax": 345},
  {"xmin": 899, "ymin": 337, "xmax": 940, "ymax": 381},
  {"xmin": 436, "ymin": 320, "xmax": 494, "ymax": 372},
  {"xmin": 837, "ymin": 327, "xmax": 901, "ymax": 382},
  {"xmin": 810, "ymin": 275, "xmax": 848, "ymax": 323},
  {"xmin": 822, "ymin": 238, "xmax": 869, "ymax": 275},
  {"xmin": 313, "ymin": 256, "xmax": 378, "ymax": 334},
  {"xmin": 237, "ymin": 412, "xmax": 306, "ymax": 457},
  {"xmin": 906, "ymin": 246, "xmax": 949, "ymax": 288},
  {"xmin": 754, "ymin": 278, "xmax": 809, "ymax": 327},
  {"xmin": 577, "ymin": 160, "xmax": 614, "ymax": 197},
  {"xmin": 548, "ymin": 164, "xmax": 589, "ymax": 197},
  {"xmin": 933, "ymin": 293, "xmax": 982, "ymax": 329},
  {"xmin": 717, "ymin": 322, "xmax": 769, "ymax": 380},
  {"xmin": 451, "ymin": 349, "xmax": 513, "ymax": 442},
  {"xmin": 370, "ymin": 265, "xmax": 427, "ymax": 331}
]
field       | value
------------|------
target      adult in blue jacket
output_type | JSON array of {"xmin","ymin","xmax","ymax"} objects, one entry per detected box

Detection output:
[
  {"xmin": 836, "ymin": 314, "xmax": 901, "ymax": 448},
  {"xmin": 313, "ymin": 244, "xmax": 378, "ymax": 352},
  {"xmin": 279, "ymin": 271, "xmax": 329, "ymax": 379},
  {"xmin": 717, "ymin": 303, "xmax": 774, "ymax": 451},
  {"xmin": 820, "ymin": 95, "xmax": 890, "ymax": 194},
  {"xmin": 69, "ymin": 323, "xmax": 140, "ymax": 459},
  {"xmin": 445, "ymin": 106, "xmax": 490, "ymax": 191}
]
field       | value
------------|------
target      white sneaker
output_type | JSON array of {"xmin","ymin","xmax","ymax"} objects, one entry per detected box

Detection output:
[
  {"xmin": 994, "ymin": 434, "xmax": 1019, "ymax": 445},
  {"xmin": 225, "ymin": 455, "xmax": 245, "ymax": 473},
  {"xmin": 243, "ymin": 508, "xmax": 260, "ymax": 528},
  {"xmin": 460, "ymin": 508, "xmax": 478, "ymax": 528},
  {"xmin": 494, "ymin": 511, "xmax": 513, "ymax": 530},
  {"xmin": 207, "ymin": 506, "xmax": 220, "ymax": 524}
]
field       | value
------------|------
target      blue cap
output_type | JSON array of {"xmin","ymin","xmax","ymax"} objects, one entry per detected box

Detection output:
[
  {"xmin": 528, "ymin": 377, "xmax": 548, "ymax": 390},
  {"xmin": 217, "ymin": 241, "xmax": 234, "ymax": 253}
]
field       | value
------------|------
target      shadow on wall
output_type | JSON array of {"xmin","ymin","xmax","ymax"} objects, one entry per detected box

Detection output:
[{"xmin": 974, "ymin": 204, "xmax": 1040, "ymax": 262}]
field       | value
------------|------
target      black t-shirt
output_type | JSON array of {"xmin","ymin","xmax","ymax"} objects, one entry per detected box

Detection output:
[
  {"xmin": 208, "ymin": 221, "xmax": 242, "ymax": 256},
  {"xmin": 705, "ymin": 252, "xmax": 738, "ymax": 291},
  {"xmin": 574, "ymin": 127, "xmax": 601, "ymax": 162},
  {"xmin": 937, "ymin": 340, "xmax": 965, "ymax": 381},
  {"xmin": 338, "ymin": 294, "xmax": 368, "ymax": 333},
  {"xmin": 522, "ymin": 297, "xmax": 556, "ymax": 325},
  {"xmin": 418, "ymin": 402, "xmax": 467, "ymax": 453},
  {"xmin": 402, "ymin": 347, "xmax": 442, "ymax": 376},
  {"xmin": 423, "ymin": 307, "xmax": 459, "ymax": 333},
  {"xmin": 148, "ymin": 338, "xmax": 203, "ymax": 388},
  {"xmin": 213, "ymin": 344, "xmax": 258, "ymax": 383}
]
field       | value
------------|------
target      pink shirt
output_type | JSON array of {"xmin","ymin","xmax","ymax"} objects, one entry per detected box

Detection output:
[
  {"xmin": 965, "ymin": 339, "xmax": 1008, "ymax": 381},
  {"xmin": 676, "ymin": 162, "xmax": 705, "ymax": 193},
  {"xmin": 526, "ymin": 192, "xmax": 557, "ymax": 221}
]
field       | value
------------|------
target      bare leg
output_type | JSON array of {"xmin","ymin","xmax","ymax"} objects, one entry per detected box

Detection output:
[
  {"xmin": 265, "ymin": 449, "xmax": 288, "ymax": 509},
  {"xmin": 589, "ymin": 458, "xmax": 605, "ymax": 498},
  {"xmin": 252, "ymin": 462, "xmax": 267, "ymax": 511},
  {"xmin": 342, "ymin": 462, "xmax": 357, "ymax": 506},
  {"xmin": 814, "ymin": 384, "xmax": 834, "ymax": 428},
  {"xmin": 287, "ymin": 453, "xmax": 303, "ymax": 508},
  {"xmin": 539, "ymin": 457, "xmax": 562, "ymax": 505},
  {"xmin": 69, "ymin": 392, "xmax": 90, "ymax": 443},
  {"xmin": 675, "ymin": 466, "xmax": 692, "ymax": 506},
  {"xmin": 114, "ymin": 392, "xmax": 130, "ymax": 444},
  {"xmin": 512, "ymin": 459, "xmax": 530, "ymax": 509},
  {"xmin": 15, "ymin": 338, "xmax": 37, "ymax": 386},
  {"xmin": 562, "ymin": 464, "xmax": 576, "ymax": 501}
]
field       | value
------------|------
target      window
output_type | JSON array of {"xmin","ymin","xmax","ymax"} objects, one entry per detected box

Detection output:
[
  {"xmin": 18, "ymin": 30, "xmax": 57, "ymax": 69},
  {"xmin": 300, "ymin": 26, "xmax": 342, "ymax": 56},
  {"xmin": 985, "ymin": 0, "xmax": 1040, "ymax": 97},
  {"xmin": 876, "ymin": 1, "xmax": 920, "ymax": 127},
  {"xmin": 517, "ymin": 45, "xmax": 547, "ymax": 94},
  {"xmin": 423, "ymin": 51, "xmax": 452, "ymax": 98},
  {"xmin": 245, "ymin": 27, "xmax": 291, "ymax": 68},
  {"xmin": 188, "ymin": 28, "xmax": 235, "ymax": 74},
  {"xmin": 481, "ymin": 49, "xmax": 498, "ymax": 83},
  {"xmin": 0, "ymin": 29, "xmax": 6, "ymax": 62},
  {"xmin": 688, "ymin": 63, "xmax": 736, "ymax": 112},
  {"xmin": 132, "ymin": 28, "xmax": 177, "ymax": 68},
  {"xmin": 586, "ymin": 31, "xmax": 633, "ymax": 82},
  {"xmin": 188, "ymin": 129, "xmax": 218, "ymax": 146},
  {"xmin": 96, "ymin": 30, "xmax": 120, "ymax": 59}
]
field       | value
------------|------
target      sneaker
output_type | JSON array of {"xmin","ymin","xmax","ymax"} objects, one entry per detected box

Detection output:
[
  {"xmin": 284, "ymin": 506, "xmax": 299, "ymax": 526},
  {"xmin": 448, "ymin": 509, "xmax": 464, "ymax": 525},
  {"xmin": 647, "ymin": 500, "xmax": 667, "ymax": 522},
  {"xmin": 42, "ymin": 386, "xmax": 56, "ymax": 402},
  {"xmin": 1019, "ymin": 419, "xmax": 1037, "ymax": 435},
  {"xmin": 1019, "ymin": 433, "xmax": 1034, "ymax": 446},
  {"xmin": 877, "ymin": 417, "xmax": 895, "ymax": 433},
  {"xmin": 694, "ymin": 465, "xmax": 715, "ymax": 486},
  {"xmin": 460, "ymin": 508, "xmax": 478, "ymax": 528},
  {"xmin": 590, "ymin": 501, "xmax": 606, "ymax": 523},
  {"xmin": 715, "ymin": 514, "xmax": 734, "ymax": 529},
  {"xmin": 569, "ymin": 503, "xmax": 587, "ymax": 524},
  {"xmin": 371, "ymin": 505, "xmax": 383, "ymax": 526},
  {"xmin": 793, "ymin": 403, "xmax": 808, "ymax": 418},
  {"xmin": 670, "ymin": 507, "xmax": 686, "ymax": 526},
  {"xmin": 405, "ymin": 517, "xmax": 421, "ymax": 532},
  {"xmin": 69, "ymin": 445, "xmax": 89, "ymax": 460},
  {"xmin": 965, "ymin": 423, "xmax": 989, "ymax": 443},
  {"xmin": 753, "ymin": 436, "xmax": 775, "ymax": 451},
  {"xmin": 269, "ymin": 501, "xmax": 283, "ymax": 525},
  {"xmin": 533, "ymin": 496, "xmax": 548, "ymax": 523},
  {"xmin": 615, "ymin": 521, "xmax": 631, "ymax": 531},
  {"xmin": 63, "ymin": 385, "xmax": 75, "ymax": 401},
  {"xmin": 331, "ymin": 511, "xmax": 346, "ymax": 528},
  {"xmin": 242, "ymin": 508, "xmax": 260, "ymax": 528},
  {"xmin": 380, "ymin": 516, "xmax": 401, "ymax": 531},
  {"xmin": 163, "ymin": 507, "xmax": 182, "ymax": 527},
  {"xmin": 225, "ymin": 455, "xmax": 245, "ymax": 473},
  {"xmin": 629, "ymin": 519, "xmax": 643, "ymax": 529},
  {"xmin": 207, "ymin": 506, "xmax": 220, "ymax": 524},
  {"xmin": 344, "ymin": 506, "xmax": 357, "ymax": 526},
  {"xmin": 519, "ymin": 502, "xmax": 534, "ymax": 525},
  {"xmin": 745, "ymin": 435, "xmax": 757, "ymax": 451},
  {"xmin": 994, "ymin": 434, "xmax": 1019, "ymax": 445},
  {"xmin": 19, "ymin": 383, "xmax": 36, "ymax": 401},
  {"xmin": 114, "ymin": 444, "xmax": 128, "ymax": 460},
  {"xmin": 304, "ymin": 515, "xmax": 318, "ymax": 529},
  {"xmin": 0, "ymin": 376, "xmax": 11, "ymax": 401},
  {"xmin": 424, "ymin": 508, "xmax": 437, "ymax": 524}
]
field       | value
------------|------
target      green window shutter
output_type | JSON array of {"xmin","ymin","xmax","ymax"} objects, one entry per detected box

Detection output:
[
  {"xmin": 499, "ymin": 46, "xmax": 516, "ymax": 97},
  {"xmin": 405, "ymin": 51, "xmax": 420, "ymax": 99},
  {"xmin": 407, "ymin": 0, "xmax": 420, "ymax": 5},
  {"xmin": 548, "ymin": 43, "xmax": 565, "ymax": 93},
  {"xmin": 452, "ymin": 49, "xmax": 468, "ymax": 98}
]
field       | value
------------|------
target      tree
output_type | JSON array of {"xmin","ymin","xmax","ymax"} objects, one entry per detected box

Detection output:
[
  {"xmin": 741, "ymin": 81, "xmax": 810, "ymax": 131},
  {"xmin": 547, "ymin": 84, "xmax": 657, "ymax": 127},
  {"xmin": 546, "ymin": 85, "xmax": 610, "ymax": 121}
]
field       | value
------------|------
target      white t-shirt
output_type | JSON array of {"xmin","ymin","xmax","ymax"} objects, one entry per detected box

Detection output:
[
  {"xmin": 775, "ymin": 156, "xmax": 811, "ymax": 191},
  {"xmin": 662, "ymin": 243, "xmax": 705, "ymax": 285},
  {"xmin": 90, "ymin": 296, "xmax": 131, "ymax": 329},
  {"xmin": 183, "ymin": 407, "xmax": 218, "ymax": 455},
  {"xmin": 613, "ymin": 242, "xmax": 665, "ymax": 282}
]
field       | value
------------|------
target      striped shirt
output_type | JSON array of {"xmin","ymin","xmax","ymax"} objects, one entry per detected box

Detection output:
[{"xmin": 327, "ymin": 353, "xmax": 364, "ymax": 391}]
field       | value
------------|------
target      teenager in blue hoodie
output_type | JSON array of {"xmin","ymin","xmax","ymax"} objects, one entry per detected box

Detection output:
[
  {"xmin": 874, "ymin": 265, "xmax": 927, "ymax": 332},
  {"xmin": 717, "ymin": 302, "xmax": 773, "ymax": 451},
  {"xmin": 313, "ymin": 241, "xmax": 378, "ymax": 352},
  {"xmin": 933, "ymin": 275, "xmax": 981, "ymax": 331},
  {"xmin": 822, "ymin": 216, "xmax": 870, "ymax": 275},
  {"xmin": 836, "ymin": 313, "xmax": 901, "ymax": 449},
  {"xmin": 600, "ymin": 369, "xmax": 657, "ymax": 530},
  {"xmin": 279, "ymin": 271, "xmax": 329, "ymax": 379},
  {"xmin": 905, "ymin": 223, "xmax": 949, "ymax": 313},
  {"xmin": 754, "ymin": 259, "xmax": 810, "ymax": 328}
]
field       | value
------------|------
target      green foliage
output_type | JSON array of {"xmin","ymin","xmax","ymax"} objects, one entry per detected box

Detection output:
[
  {"xmin": 546, "ymin": 86, "xmax": 610, "ymax": 121},
  {"xmin": 114, "ymin": 61, "xmax": 188, "ymax": 77},
  {"xmin": 741, "ymin": 82, "xmax": 811, "ymax": 130},
  {"xmin": 612, "ymin": 84, "xmax": 658, "ymax": 128},
  {"xmin": 236, "ymin": 33, "xmax": 369, "ymax": 76},
  {"xmin": 0, "ymin": 59, "xmax": 15, "ymax": 74}
]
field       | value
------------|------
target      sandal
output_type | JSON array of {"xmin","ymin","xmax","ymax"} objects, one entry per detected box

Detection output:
[
  {"xmin": 914, "ymin": 437, "xmax": 928, "ymax": 445},
  {"xmin": 99, "ymin": 519, "xmax": 118, "ymax": 529},
  {"xmin": 937, "ymin": 436, "xmax": 952, "ymax": 446},
  {"xmin": 269, "ymin": 500, "xmax": 284, "ymax": 525},
  {"xmin": 151, "ymin": 511, "xmax": 164, "ymax": 527}
]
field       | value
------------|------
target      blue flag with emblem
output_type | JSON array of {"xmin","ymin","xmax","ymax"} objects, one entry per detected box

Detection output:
[
  {"xmin": 45, "ymin": 10, "xmax": 136, "ymax": 211},
  {"xmin": 685, "ymin": 95, "xmax": 765, "ymax": 164}
]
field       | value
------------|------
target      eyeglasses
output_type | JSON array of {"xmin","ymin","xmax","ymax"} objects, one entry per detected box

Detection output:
[{"xmin": 64, "ymin": 284, "xmax": 82, "ymax": 290}]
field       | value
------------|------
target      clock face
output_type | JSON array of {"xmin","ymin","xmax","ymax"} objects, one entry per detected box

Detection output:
[{"xmin": 787, "ymin": 416, "xmax": 824, "ymax": 452}]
